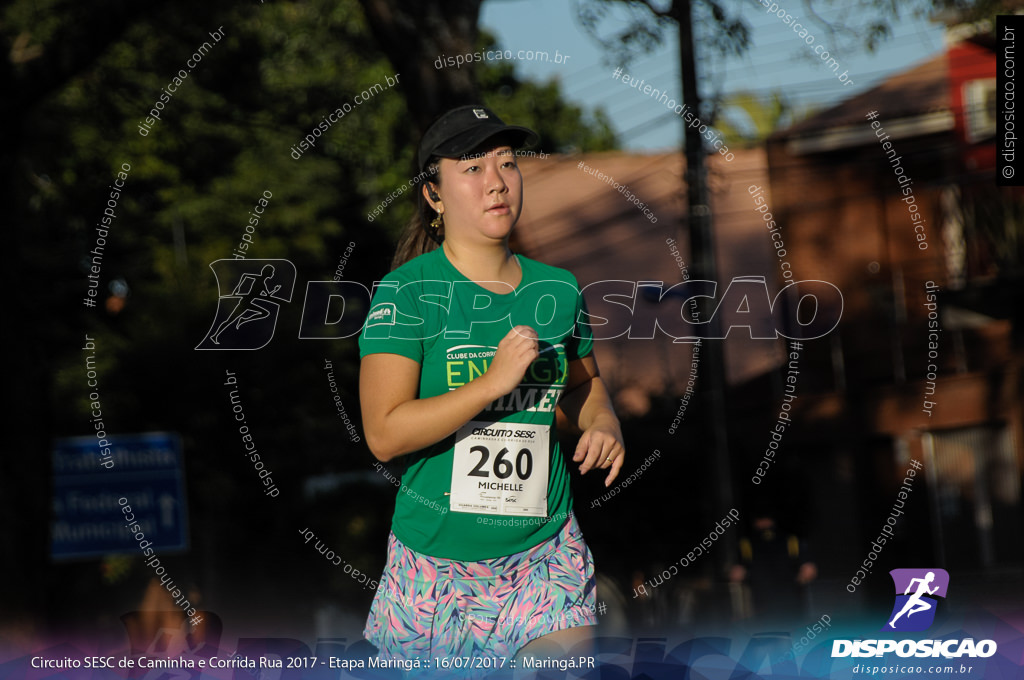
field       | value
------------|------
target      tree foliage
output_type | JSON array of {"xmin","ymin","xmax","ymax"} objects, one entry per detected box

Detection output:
[
  {"xmin": 574, "ymin": 0, "xmax": 1017, "ymax": 127},
  {"xmin": 712, "ymin": 90, "xmax": 801, "ymax": 146}
]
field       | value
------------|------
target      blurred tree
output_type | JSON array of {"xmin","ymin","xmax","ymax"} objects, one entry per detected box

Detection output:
[
  {"xmin": 711, "ymin": 91, "xmax": 798, "ymax": 147},
  {"xmin": 576, "ymin": 0, "xmax": 1021, "ymax": 63},
  {"xmin": 574, "ymin": 0, "xmax": 1023, "ymax": 126},
  {"xmin": 477, "ymin": 33, "xmax": 618, "ymax": 154},
  {"xmin": 355, "ymin": 0, "xmax": 483, "ymax": 130},
  {"xmin": 355, "ymin": 0, "xmax": 618, "ymax": 146}
]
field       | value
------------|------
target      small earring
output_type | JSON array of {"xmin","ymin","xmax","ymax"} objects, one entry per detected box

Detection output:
[{"xmin": 431, "ymin": 213, "xmax": 443, "ymax": 232}]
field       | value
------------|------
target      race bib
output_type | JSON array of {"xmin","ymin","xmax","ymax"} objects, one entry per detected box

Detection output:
[{"xmin": 450, "ymin": 421, "xmax": 549, "ymax": 517}]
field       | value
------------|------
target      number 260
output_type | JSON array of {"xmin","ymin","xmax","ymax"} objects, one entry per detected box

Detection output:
[{"xmin": 468, "ymin": 446, "xmax": 533, "ymax": 480}]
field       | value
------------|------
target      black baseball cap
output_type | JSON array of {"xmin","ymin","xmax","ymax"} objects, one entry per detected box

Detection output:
[{"xmin": 417, "ymin": 105, "xmax": 539, "ymax": 171}]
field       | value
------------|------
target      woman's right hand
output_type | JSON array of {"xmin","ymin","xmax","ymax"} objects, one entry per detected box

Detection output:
[
  {"xmin": 482, "ymin": 325, "xmax": 539, "ymax": 397},
  {"xmin": 361, "ymin": 325, "xmax": 540, "ymax": 462}
]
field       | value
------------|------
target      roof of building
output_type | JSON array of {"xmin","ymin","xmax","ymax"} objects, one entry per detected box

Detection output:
[
  {"xmin": 772, "ymin": 50, "xmax": 951, "ymax": 142},
  {"xmin": 516, "ymin": 148, "xmax": 783, "ymax": 413}
]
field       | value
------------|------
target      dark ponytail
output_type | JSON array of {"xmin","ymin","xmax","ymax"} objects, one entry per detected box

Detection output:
[{"xmin": 391, "ymin": 161, "xmax": 443, "ymax": 270}]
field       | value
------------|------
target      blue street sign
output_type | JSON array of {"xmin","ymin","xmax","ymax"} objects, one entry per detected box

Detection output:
[{"xmin": 50, "ymin": 432, "xmax": 188, "ymax": 560}]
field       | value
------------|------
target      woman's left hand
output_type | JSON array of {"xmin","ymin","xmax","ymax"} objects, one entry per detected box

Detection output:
[{"xmin": 573, "ymin": 416, "xmax": 625, "ymax": 487}]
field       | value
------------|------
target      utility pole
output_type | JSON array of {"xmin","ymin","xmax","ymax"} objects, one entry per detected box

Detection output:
[{"xmin": 674, "ymin": 0, "xmax": 736, "ymax": 570}]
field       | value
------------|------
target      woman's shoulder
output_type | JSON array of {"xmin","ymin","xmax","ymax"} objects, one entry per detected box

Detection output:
[
  {"xmin": 386, "ymin": 248, "xmax": 448, "ymax": 283},
  {"xmin": 518, "ymin": 254, "xmax": 580, "ymax": 288}
]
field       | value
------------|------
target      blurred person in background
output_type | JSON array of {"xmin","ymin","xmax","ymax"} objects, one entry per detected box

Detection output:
[{"xmin": 729, "ymin": 503, "xmax": 816, "ymax": 628}]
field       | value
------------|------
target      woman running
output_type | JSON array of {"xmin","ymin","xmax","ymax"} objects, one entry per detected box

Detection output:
[{"xmin": 359, "ymin": 105, "xmax": 625, "ymax": 669}]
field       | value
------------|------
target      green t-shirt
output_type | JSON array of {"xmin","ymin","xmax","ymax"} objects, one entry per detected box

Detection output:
[{"xmin": 358, "ymin": 247, "xmax": 593, "ymax": 560}]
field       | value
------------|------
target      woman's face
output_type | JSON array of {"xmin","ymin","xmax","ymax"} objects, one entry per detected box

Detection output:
[{"xmin": 426, "ymin": 144, "xmax": 523, "ymax": 246}]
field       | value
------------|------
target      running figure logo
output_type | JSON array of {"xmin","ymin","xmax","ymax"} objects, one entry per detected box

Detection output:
[
  {"xmin": 196, "ymin": 259, "xmax": 296, "ymax": 350},
  {"xmin": 882, "ymin": 568, "xmax": 950, "ymax": 632}
]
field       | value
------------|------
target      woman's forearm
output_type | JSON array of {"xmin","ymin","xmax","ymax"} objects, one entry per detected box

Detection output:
[
  {"xmin": 560, "ymin": 375, "xmax": 620, "ymax": 434},
  {"xmin": 364, "ymin": 374, "xmax": 502, "ymax": 461},
  {"xmin": 362, "ymin": 327, "xmax": 541, "ymax": 462}
]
